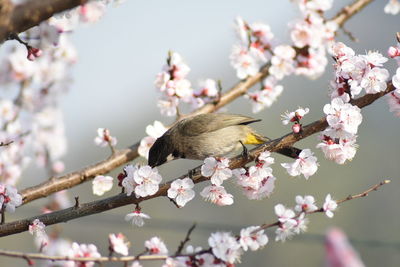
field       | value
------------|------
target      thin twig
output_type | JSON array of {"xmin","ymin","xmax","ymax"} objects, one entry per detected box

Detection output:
[{"xmin": 175, "ymin": 223, "xmax": 197, "ymax": 256}]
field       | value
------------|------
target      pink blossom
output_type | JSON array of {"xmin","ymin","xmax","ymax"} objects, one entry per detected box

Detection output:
[
  {"xmin": 133, "ymin": 165, "xmax": 162, "ymax": 197},
  {"xmin": 94, "ymin": 128, "xmax": 117, "ymax": 147},
  {"xmin": 109, "ymin": 233, "xmax": 130, "ymax": 256},
  {"xmin": 239, "ymin": 226, "xmax": 268, "ymax": 251},
  {"xmin": 167, "ymin": 178, "xmax": 195, "ymax": 207},
  {"xmin": 388, "ymin": 46, "xmax": 400, "ymax": 58},
  {"xmin": 281, "ymin": 149, "xmax": 318, "ymax": 179},
  {"xmin": 0, "ymin": 183, "xmax": 22, "ymax": 213},
  {"xmin": 92, "ymin": 175, "xmax": 113, "ymax": 196},
  {"xmin": 274, "ymin": 204, "xmax": 296, "ymax": 224},
  {"xmin": 200, "ymin": 184, "xmax": 234, "ymax": 206},
  {"xmin": 29, "ymin": 219, "xmax": 49, "ymax": 251},
  {"xmin": 316, "ymin": 135, "xmax": 358, "ymax": 164},
  {"xmin": 281, "ymin": 107, "xmax": 309, "ymax": 125},
  {"xmin": 208, "ymin": 232, "xmax": 242, "ymax": 264},
  {"xmin": 145, "ymin": 237, "xmax": 168, "ymax": 255},
  {"xmin": 384, "ymin": 0, "xmax": 400, "ymax": 15},
  {"xmin": 121, "ymin": 164, "xmax": 138, "ymax": 196},
  {"xmin": 323, "ymin": 194, "xmax": 338, "ymax": 218},
  {"xmin": 201, "ymin": 157, "xmax": 232, "ymax": 186},
  {"xmin": 387, "ymin": 89, "xmax": 400, "ymax": 116},
  {"xmin": 270, "ymin": 45, "xmax": 296, "ymax": 80},
  {"xmin": 138, "ymin": 121, "xmax": 167, "ymax": 159},
  {"xmin": 125, "ymin": 209, "xmax": 151, "ymax": 227},
  {"xmin": 295, "ymin": 195, "xmax": 318, "ymax": 213},
  {"xmin": 275, "ymin": 220, "xmax": 296, "ymax": 242}
]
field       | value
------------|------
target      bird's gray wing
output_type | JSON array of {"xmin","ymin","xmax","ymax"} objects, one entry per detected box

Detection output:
[{"xmin": 178, "ymin": 113, "xmax": 261, "ymax": 136}]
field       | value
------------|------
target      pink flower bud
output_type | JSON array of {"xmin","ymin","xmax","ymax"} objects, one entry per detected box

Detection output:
[
  {"xmin": 388, "ymin": 46, "xmax": 400, "ymax": 58},
  {"xmin": 292, "ymin": 123, "xmax": 302, "ymax": 133}
]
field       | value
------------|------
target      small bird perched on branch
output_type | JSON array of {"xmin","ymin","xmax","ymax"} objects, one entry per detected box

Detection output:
[{"xmin": 148, "ymin": 113, "xmax": 299, "ymax": 167}]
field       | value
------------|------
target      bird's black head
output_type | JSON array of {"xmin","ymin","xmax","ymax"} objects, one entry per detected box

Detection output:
[{"xmin": 148, "ymin": 135, "xmax": 174, "ymax": 167}]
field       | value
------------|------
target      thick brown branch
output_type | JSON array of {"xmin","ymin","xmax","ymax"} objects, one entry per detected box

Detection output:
[
  {"xmin": 18, "ymin": 0, "xmax": 374, "ymax": 206},
  {"xmin": 0, "ymin": 83, "xmax": 395, "ymax": 238},
  {"xmin": 0, "ymin": 0, "xmax": 89, "ymax": 43}
]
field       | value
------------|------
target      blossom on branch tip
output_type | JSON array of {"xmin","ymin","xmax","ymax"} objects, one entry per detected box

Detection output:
[
  {"xmin": 94, "ymin": 128, "xmax": 117, "ymax": 147},
  {"xmin": 109, "ymin": 233, "xmax": 130, "ymax": 256},
  {"xmin": 208, "ymin": 232, "xmax": 242, "ymax": 264},
  {"xmin": 323, "ymin": 194, "xmax": 338, "ymax": 218},
  {"xmin": 387, "ymin": 89, "xmax": 400, "ymax": 116},
  {"xmin": 145, "ymin": 237, "xmax": 168, "ymax": 255},
  {"xmin": 274, "ymin": 204, "xmax": 296, "ymax": 225},
  {"xmin": 92, "ymin": 175, "xmax": 113, "ymax": 196},
  {"xmin": 201, "ymin": 157, "xmax": 232, "ymax": 186},
  {"xmin": 281, "ymin": 149, "xmax": 318, "ymax": 179},
  {"xmin": 167, "ymin": 177, "xmax": 195, "ymax": 207}
]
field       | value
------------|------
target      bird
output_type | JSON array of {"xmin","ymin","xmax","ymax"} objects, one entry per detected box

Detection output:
[{"xmin": 148, "ymin": 113, "xmax": 276, "ymax": 167}]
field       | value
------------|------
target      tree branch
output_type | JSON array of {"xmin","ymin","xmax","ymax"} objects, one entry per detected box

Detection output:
[
  {"xmin": 18, "ymin": 0, "xmax": 375, "ymax": 206},
  {"xmin": 0, "ymin": 0, "xmax": 89, "ymax": 43},
  {"xmin": 0, "ymin": 179, "xmax": 390, "ymax": 263},
  {"xmin": 0, "ymin": 82, "xmax": 395, "ymax": 238}
]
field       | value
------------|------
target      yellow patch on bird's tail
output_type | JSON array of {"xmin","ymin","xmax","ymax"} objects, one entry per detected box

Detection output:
[{"xmin": 244, "ymin": 133, "xmax": 267, "ymax": 145}]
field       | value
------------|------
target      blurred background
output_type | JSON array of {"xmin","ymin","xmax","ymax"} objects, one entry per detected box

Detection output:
[{"xmin": 1, "ymin": 0, "xmax": 400, "ymax": 266}]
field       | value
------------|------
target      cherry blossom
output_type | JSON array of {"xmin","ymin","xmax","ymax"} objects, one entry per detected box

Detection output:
[
  {"xmin": 29, "ymin": 219, "xmax": 49, "ymax": 251},
  {"xmin": 384, "ymin": 0, "xmax": 400, "ymax": 15},
  {"xmin": 94, "ymin": 128, "xmax": 117, "ymax": 147},
  {"xmin": 167, "ymin": 177, "xmax": 195, "ymax": 207},
  {"xmin": 121, "ymin": 164, "xmax": 138, "ymax": 196},
  {"xmin": 92, "ymin": 175, "xmax": 113, "ymax": 196},
  {"xmin": 388, "ymin": 46, "xmax": 400, "ymax": 58},
  {"xmin": 125, "ymin": 209, "xmax": 151, "ymax": 227},
  {"xmin": 239, "ymin": 226, "xmax": 269, "ymax": 251},
  {"xmin": 281, "ymin": 149, "xmax": 318, "ymax": 179},
  {"xmin": 293, "ymin": 212, "xmax": 309, "ymax": 234},
  {"xmin": 145, "ymin": 237, "xmax": 168, "ymax": 255},
  {"xmin": 387, "ymin": 89, "xmax": 400, "ymax": 116},
  {"xmin": 133, "ymin": 165, "xmax": 163, "ymax": 197},
  {"xmin": 295, "ymin": 195, "xmax": 318, "ymax": 213},
  {"xmin": 138, "ymin": 121, "xmax": 167, "ymax": 159},
  {"xmin": 200, "ymin": 184, "xmax": 234, "ymax": 206},
  {"xmin": 274, "ymin": 204, "xmax": 296, "ymax": 225},
  {"xmin": 392, "ymin": 67, "xmax": 400, "ymax": 89},
  {"xmin": 201, "ymin": 157, "xmax": 232, "ymax": 186},
  {"xmin": 323, "ymin": 194, "xmax": 338, "ymax": 218},
  {"xmin": 109, "ymin": 233, "xmax": 130, "ymax": 256},
  {"xmin": 323, "ymin": 97, "xmax": 362, "ymax": 137},
  {"xmin": 65, "ymin": 242, "xmax": 101, "ymax": 267},
  {"xmin": 275, "ymin": 220, "xmax": 296, "ymax": 242},
  {"xmin": 0, "ymin": 183, "xmax": 22, "ymax": 213},
  {"xmin": 230, "ymin": 45, "xmax": 264, "ymax": 79},
  {"xmin": 316, "ymin": 135, "xmax": 358, "ymax": 164},
  {"xmin": 245, "ymin": 77, "xmax": 283, "ymax": 113},
  {"xmin": 269, "ymin": 45, "xmax": 296, "ymax": 80},
  {"xmin": 208, "ymin": 232, "xmax": 242, "ymax": 264}
]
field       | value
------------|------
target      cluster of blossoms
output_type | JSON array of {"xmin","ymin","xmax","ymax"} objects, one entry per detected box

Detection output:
[
  {"xmin": 233, "ymin": 151, "xmax": 276, "ymax": 200},
  {"xmin": 231, "ymin": 17, "xmax": 284, "ymax": 113},
  {"xmin": 231, "ymin": 0, "xmax": 338, "ymax": 113},
  {"xmin": 0, "ymin": 1, "xmax": 124, "ymax": 186},
  {"xmin": 289, "ymin": 0, "xmax": 337, "ymax": 79},
  {"xmin": 154, "ymin": 52, "xmax": 220, "ymax": 117},
  {"xmin": 200, "ymin": 157, "xmax": 234, "ymax": 206},
  {"xmin": 274, "ymin": 194, "xmax": 337, "ymax": 242}
]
